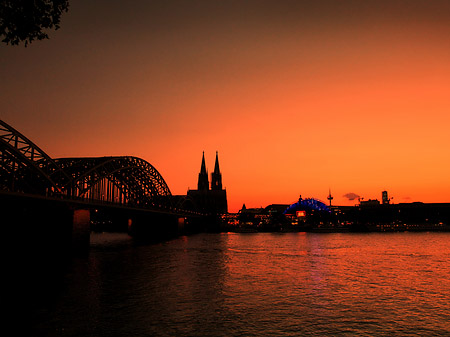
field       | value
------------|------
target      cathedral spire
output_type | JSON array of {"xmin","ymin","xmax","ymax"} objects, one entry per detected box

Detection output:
[
  {"xmin": 213, "ymin": 151, "xmax": 220, "ymax": 174},
  {"xmin": 200, "ymin": 151, "xmax": 207, "ymax": 174},
  {"xmin": 211, "ymin": 151, "xmax": 222, "ymax": 190},
  {"xmin": 188, "ymin": 151, "xmax": 228, "ymax": 214},
  {"xmin": 198, "ymin": 151, "xmax": 209, "ymax": 191}
]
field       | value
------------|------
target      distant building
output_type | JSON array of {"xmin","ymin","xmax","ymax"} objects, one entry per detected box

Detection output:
[
  {"xmin": 238, "ymin": 203, "xmax": 266, "ymax": 216},
  {"xmin": 327, "ymin": 189, "xmax": 333, "ymax": 207},
  {"xmin": 360, "ymin": 199, "xmax": 380, "ymax": 207},
  {"xmin": 382, "ymin": 190, "xmax": 390, "ymax": 204},
  {"xmin": 187, "ymin": 152, "xmax": 228, "ymax": 214}
]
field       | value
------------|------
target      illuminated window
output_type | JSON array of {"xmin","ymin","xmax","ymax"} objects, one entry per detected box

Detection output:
[{"xmin": 296, "ymin": 211, "xmax": 306, "ymax": 217}]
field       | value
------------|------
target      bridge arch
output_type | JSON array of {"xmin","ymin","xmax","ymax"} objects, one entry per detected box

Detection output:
[
  {"xmin": 1, "ymin": 119, "xmax": 174, "ymax": 209},
  {"xmin": 0, "ymin": 120, "xmax": 70, "ymax": 194},
  {"xmin": 55, "ymin": 156, "xmax": 172, "ymax": 207}
]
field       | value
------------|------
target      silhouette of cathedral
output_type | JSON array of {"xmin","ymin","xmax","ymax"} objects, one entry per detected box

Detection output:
[{"xmin": 187, "ymin": 152, "xmax": 228, "ymax": 214}]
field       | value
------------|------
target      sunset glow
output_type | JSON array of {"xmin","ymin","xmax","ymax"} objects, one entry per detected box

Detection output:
[{"xmin": 2, "ymin": 0, "xmax": 450, "ymax": 212}]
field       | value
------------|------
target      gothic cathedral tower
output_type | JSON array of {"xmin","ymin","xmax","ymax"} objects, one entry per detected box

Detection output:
[
  {"xmin": 198, "ymin": 151, "xmax": 209, "ymax": 191},
  {"xmin": 211, "ymin": 151, "xmax": 222, "ymax": 190},
  {"xmin": 188, "ymin": 151, "xmax": 228, "ymax": 214}
]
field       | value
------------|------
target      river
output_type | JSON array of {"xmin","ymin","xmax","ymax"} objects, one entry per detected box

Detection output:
[{"xmin": 25, "ymin": 231, "xmax": 450, "ymax": 336}]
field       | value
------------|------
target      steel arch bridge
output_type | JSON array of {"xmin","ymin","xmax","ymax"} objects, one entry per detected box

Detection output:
[
  {"xmin": 0, "ymin": 119, "xmax": 172, "ymax": 209},
  {"xmin": 55, "ymin": 156, "xmax": 172, "ymax": 207},
  {"xmin": 0, "ymin": 119, "xmax": 71, "ymax": 195}
]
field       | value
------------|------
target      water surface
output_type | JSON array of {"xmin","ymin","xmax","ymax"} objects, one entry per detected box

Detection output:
[{"xmin": 30, "ymin": 232, "xmax": 450, "ymax": 336}]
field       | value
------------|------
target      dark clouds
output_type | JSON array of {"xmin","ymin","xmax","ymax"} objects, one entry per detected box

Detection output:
[{"xmin": 343, "ymin": 192, "xmax": 360, "ymax": 201}]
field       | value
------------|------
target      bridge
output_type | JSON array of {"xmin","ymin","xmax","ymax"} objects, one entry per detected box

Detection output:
[{"xmin": 0, "ymin": 119, "xmax": 205, "ymax": 257}]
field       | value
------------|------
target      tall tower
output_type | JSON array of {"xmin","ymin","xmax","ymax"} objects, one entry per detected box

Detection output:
[
  {"xmin": 188, "ymin": 151, "xmax": 228, "ymax": 215},
  {"xmin": 327, "ymin": 189, "xmax": 333, "ymax": 207},
  {"xmin": 211, "ymin": 151, "xmax": 222, "ymax": 190},
  {"xmin": 197, "ymin": 151, "xmax": 209, "ymax": 191},
  {"xmin": 382, "ymin": 190, "xmax": 390, "ymax": 205}
]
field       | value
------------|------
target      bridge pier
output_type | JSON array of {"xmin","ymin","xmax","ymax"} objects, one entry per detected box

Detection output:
[
  {"xmin": 90, "ymin": 206, "xmax": 205, "ymax": 241},
  {"xmin": 1, "ymin": 193, "xmax": 91, "ymax": 263},
  {"xmin": 71, "ymin": 209, "xmax": 91, "ymax": 256},
  {"xmin": 126, "ymin": 210, "xmax": 180, "ymax": 243}
]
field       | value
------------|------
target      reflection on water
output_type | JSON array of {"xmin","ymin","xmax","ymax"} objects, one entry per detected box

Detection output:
[{"xmin": 28, "ymin": 232, "xmax": 450, "ymax": 336}]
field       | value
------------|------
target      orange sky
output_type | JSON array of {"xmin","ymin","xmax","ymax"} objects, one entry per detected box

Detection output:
[{"xmin": 2, "ymin": 0, "xmax": 450, "ymax": 212}]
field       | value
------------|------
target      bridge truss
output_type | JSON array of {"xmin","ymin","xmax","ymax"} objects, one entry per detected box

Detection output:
[
  {"xmin": 0, "ymin": 120, "xmax": 70, "ymax": 195},
  {"xmin": 55, "ymin": 156, "xmax": 172, "ymax": 207},
  {"xmin": 0, "ymin": 119, "xmax": 172, "ymax": 209}
]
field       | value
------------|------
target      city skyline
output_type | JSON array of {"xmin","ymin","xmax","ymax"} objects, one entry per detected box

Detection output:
[{"xmin": 2, "ymin": 0, "xmax": 450, "ymax": 212}]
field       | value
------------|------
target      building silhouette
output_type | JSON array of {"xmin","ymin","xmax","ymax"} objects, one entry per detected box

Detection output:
[
  {"xmin": 382, "ymin": 190, "xmax": 390, "ymax": 205},
  {"xmin": 187, "ymin": 152, "xmax": 228, "ymax": 214},
  {"xmin": 197, "ymin": 151, "xmax": 209, "ymax": 191},
  {"xmin": 211, "ymin": 152, "xmax": 223, "ymax": 191}
]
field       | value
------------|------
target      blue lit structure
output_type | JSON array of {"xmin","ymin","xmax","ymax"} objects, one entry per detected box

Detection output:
[{"xmin": 284, "ymin": 197, "xmax": 331, "ymax": 214}]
